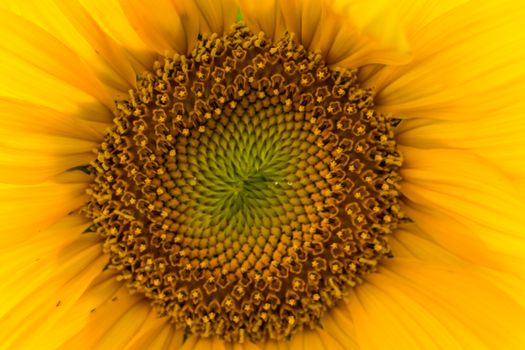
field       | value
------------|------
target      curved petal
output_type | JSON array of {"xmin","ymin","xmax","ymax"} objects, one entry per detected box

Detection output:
[
  {"xmin": 237, "ymin": 0, "xmax": 286, "ymax": 42},
  {"xmin": 400, "ymin": 147, "xmax": 525, "ymax": 276},
  {"xmin": 0, "ymin": 215, "xmax": 107, "ymax": 349},
  {"xmin": 52, "ymin": 0, "xmax": 144, "ymax": 88},
  {"xmin": 239, "ymin": 0, "xmax": 411, "ymax": 67},
  {"xmin": 0, "ymin": 99, "xmax": 105, "ymax": 184},
  {"xmin": 0, "ymin": 9, "xmax": 120, "ymax": 109},
  {"xmin": 180, "ymin": 337, "xmax": 227, "ymax": 350},
  {"xmin": 1, "ymin": 0, "xmax": 154, "ymax": 92},
  {"xmin": 58, "ymin": 280, "xmax": 182, "ymax": 349},
  {"xmin": 79, "ymin": 302, "xmax": 159, "ymax": 349},
  {"xmin": 119, "ymin": 0, "xmax": 237, "ymax": 55},
  {"xmin": 389, "ymin": 225, "xmax": 463, "ymax": 265},
  {"xmin": 180, "ymin": 337, "xmax": 262, "ymax": 350},
  {"xmin": 0, "ymin": 98, "xmax": 106, "ymax": 142},
  {"xmin": 0, "ymin": 180, "xmax": 88, "ymax": 245},
  {"xmin": 117, "ymin": 0, "xmax": 196, "ymax": 55},
  {"xmin": 189, "ymin": 0, "xmax": 238, "ymax": 36},
  {"xmin": 260, "ymin": 339, "xmax": 289, "ymax": 350},
  {"xmin": 350, "ymin": 258, "xmax": 525, "ymax": 349},
  {"xmin": 1, "ymin": 0, "xmax": 238, "ymax": 84},
  {"xmin": 0, "ymin": 147, "xmax": 94, "ymax": 185},
  {"xmin": 481, "ymin": 268, "xmax": 525, "ymax": 310},
  {"xmin": 365, "ymin": 0, "xmax": 525, "ymax": 121},
  {"xmin": 395, "ymin": 0, "xmax": 468, "ymax": 36},
  {"xmin": 123, "ymin": 317, "xmax": 183, "ymax": 350},
  {"xmin": 70, "ymin": 0, "xmax": 156, "ymax": 69},
  {"xmin": 392, "ymin": 224, "xmax": 525, "ymax": 309},
  {"xmin": 231, "ymin": 341, "xmax": 263, "ymax": 350},
  {"xmin": 291, "ymin": 328, "xmax": 345, "ymax": 350},
  {"xmin": 396, "ymin": 105, "xmax": 525, "ymax": 180},
  {"xmin": 330, "ymin": 0, "xmax": 411, "ymax": 64},
  {"xmin": 258, "ymin": 328, "xmax": 344, "ymax": 350},
  {"xmin": 320, "ymin": 305, "xmax": 359, "ymax": 350}
]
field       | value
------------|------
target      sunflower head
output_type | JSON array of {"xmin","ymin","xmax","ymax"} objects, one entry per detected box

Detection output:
[
  {"xmin": 84, "ymin": 23, "xmax": 403, "ymax": 342},
  {"xmin": 3, "ymin": 0, "xmax": 525, "ymax": 349}
]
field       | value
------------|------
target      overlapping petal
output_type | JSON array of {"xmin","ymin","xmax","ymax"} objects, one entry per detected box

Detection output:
[
  {"xmin": 239, "ymin": 0, "xmax": 412, "ymax": 67},
  {"xmin": 364, "ymin": 0, "xmax": 525, "ymax": 121}
]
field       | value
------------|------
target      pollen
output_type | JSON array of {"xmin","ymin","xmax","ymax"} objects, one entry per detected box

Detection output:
[{"xmin": 84, "ymin": 24, "xmax": 403, "ymax": 343}]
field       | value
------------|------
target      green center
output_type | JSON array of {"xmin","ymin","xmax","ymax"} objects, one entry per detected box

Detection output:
[
  {"xmin": 185, "ymin": 109, "xmax": 292, "ymax": 224},
  {"xmin": 174, "ymin": 105, "xmax": 330, "ymax": 237}
]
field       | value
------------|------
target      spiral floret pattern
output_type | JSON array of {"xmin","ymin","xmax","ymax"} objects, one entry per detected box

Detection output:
[{"xmin": 85, "ymin": 24, "xmax": 404, "ymax": 342}]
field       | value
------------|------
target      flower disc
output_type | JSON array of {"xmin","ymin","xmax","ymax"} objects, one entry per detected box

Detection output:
[{"xmin": 85, "ymin": 24, "xmax": 403, "ymax": 342}]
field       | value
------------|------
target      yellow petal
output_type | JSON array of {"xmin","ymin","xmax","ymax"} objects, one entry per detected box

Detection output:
[
  {"xmin": 0, "ymin": 9, "xmax": 118, "ymax": 109},
  {"xmin": 239, "ymin": 0, "xmax": 411, "ymax": 67},
  {"xmin": 0, "ymin": 215, "xmax": 106, "ymax": 348},
  {"xmin": 0, "ymin": 182, "xmax": 88, "ymax": 245},
  {"xmin": 188, "ymin": 0, "xmax": 238, "ymax": 36},
  {"xmin": 237, "ymin": 0, "xmax": 286, "ymax": 42},
  {"xmin": 147, "ymin": 325, "xmax": 183, "ymax": 350},
  {"xmin": 66, "ymin": 0, "xmax": 156, "ymax": 70},
  {"xmin": 0, "ymin": 216, "xmax": 95, "ymax": 316},
  {"xmin": 0, "ymin": 99, "xmax": 103, "ymax": 184},
  {"xmin": 481, "ymin": 268, "xmax": 525, "ymax": 309},
  {"xmin": 123, "ymin": 317, "xmax": 182, "ymax": 350},
  {"xmin": 350, "ymin": 284, "xmax": 443, "ymax": 349},
  {"xmin": 350, "ymin": 257, "xmax": 525, "ymax": 349},
  {"xmin": 365, "ymin": 0, "xmax": 525, "ymax": 120},
  {"xmin": 119, "ymin": 0, "xmax": 236, "ymax": 55},
  {"xmin": 181, "ymin": 336, "xmax": 228, "ymax": 350},
  {"xmin": 278, "ymin": 0, "xmax": 328, "ymax": 51},
  {"xmin": 392, "ymin": 225, "xmax": 525, "ymax": 309},
  {"xmin": 398, "ymin": 0, "xmax": 468, "ymax": 36},
  {"xmin": 286, "ymin": 328, "xmax": 345, "ymax": 350},
  {"xmin": 397, "ymin": 105, "xmax": 525, "ymax": 180},
  {"xmin": 260, "ymin": 339, "xmax": 289, "ymax": 350},
  {"xmin": 118, "ymin": 0, "xmax": 195, "ymax": 54},
  {"xmin": 401, "ymin": 147, "xmax": 525, "ymax": 275},
  {"xmin": 52, "ymin": 0, "xmax": 142, "ymax": 88},
  {"xmin": 304, "ymin": 329, "xmax": 346, "ymax": 350},
  {"xmin": 53, "ymin": 272, "xmax": 121, "ymax": 345},
  {"xmin": 180, "ymin": 337, "xmax": 263, "ymax": 350},
  {"xmin": 59, "ymin": 282, "xmax": 173, "ymax": 349},
  {"xmin": 0, "ymin": 98, "xmax": 107, "ymax": 141},
  {"xmin": 320, "ymin": 306, "xmax": 359, "ymax": 350},
  {"xmin": 91, "ymin": 304, "xmax": 157, "ymax": 349},
  {"xmin": 0, "ymin": 48, "xmax": 107, "ymax": 118},
  {"xmin": 1, "ymin": 0, "xmax": 153, "ymax": 91},
  {"xmin": 390, "ymin": 225, "xmax": 463, "ymax": 265},
  {"xmin": 180, "ymin": 336, "xmax": 200, "ymax": 350},
  {"xmin": 231, "ymin": 340, "xmax": 263, "ymax": 350},
  {"xmin": 0, "ymin": 150, "xmax": 94, "ymax": 185},
  {"xmin": 331, "ymin": 0, "xmax": 411, "ymax": 61}
]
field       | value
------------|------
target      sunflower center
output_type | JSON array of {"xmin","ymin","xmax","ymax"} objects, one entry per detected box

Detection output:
[{"xmin": 84, "ymin": 24, "xmax": 403, "ymax": 343}]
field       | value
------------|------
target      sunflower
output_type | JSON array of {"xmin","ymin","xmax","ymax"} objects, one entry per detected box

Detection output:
[{"xmin": 1, "ymin": 0, "xmax": 525, "ymax": 348}]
